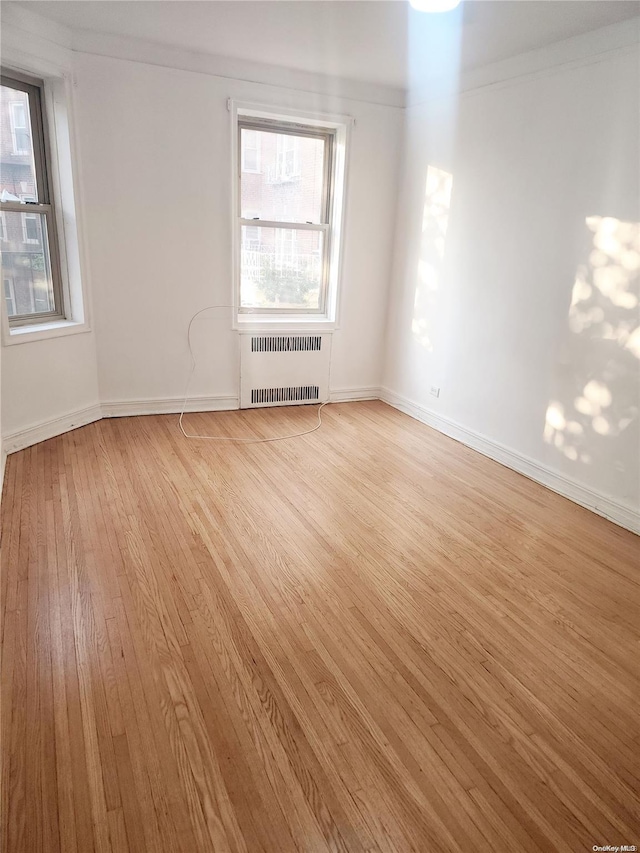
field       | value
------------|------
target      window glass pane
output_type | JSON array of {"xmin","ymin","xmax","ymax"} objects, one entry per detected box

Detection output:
[
  {"xmin": 0, "ymin": 210, "xmax": 55, "ymax": 316},
  {"xmin": 240, "ymin": 225, "xmax": 323, "ymax": 310},
  {"xmin": 242, "ymin": 129, "xmax": 259, "ymax": 171},
  {"xmin": 240, "ymin": 128, "xmax": 325, "ymax": 224},
  {"xmin": 0, "ymin": 84, "xmax": 39, "ymax": 202}
]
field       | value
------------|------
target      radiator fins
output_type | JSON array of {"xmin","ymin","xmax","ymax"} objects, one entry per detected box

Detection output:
[
  {"xmin": 251, "ymin": 386, "xmax": 320, "ymax": 405},
  {"xmin": 251, "ymin": 335, "xmax": 322, "ymax": 353}
]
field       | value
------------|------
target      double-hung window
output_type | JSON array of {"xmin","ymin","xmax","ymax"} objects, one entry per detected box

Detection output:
[
  {"xmin": 238, "ymin": 114, "xmax": 342, "ymax": 317},
  {"xmin": 0, "ymin": 70, "xmax": 64, "ymax": 326}
]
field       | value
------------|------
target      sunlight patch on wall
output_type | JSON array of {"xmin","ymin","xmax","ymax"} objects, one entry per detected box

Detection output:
[
  {"xmin": 543, "ymin": 216, "xmax": 639, "ymax": 468},
  {"xmin": 412, "ymin": 166, "xmax": 453, "ymax": 350},
  {"xmin": 544, "ymin": 401, "xmax": 592, "ymax": 462},
  {"xmin": 569, "ymin": 217, "xmax": 640, "ymax": 350}
]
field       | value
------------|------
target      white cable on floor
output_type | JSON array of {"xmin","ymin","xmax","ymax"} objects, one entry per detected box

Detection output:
[{"xmin": 178, "ymin": 305, "xmax": 328, "ymax": 443}]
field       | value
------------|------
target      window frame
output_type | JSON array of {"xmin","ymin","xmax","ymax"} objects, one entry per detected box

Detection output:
[
  {"xmin": 1, "ymin": 69, "xmax": 65, "ymax": 327},
  {"xmin": 237, "ymin": 116, "xmax": 336, "ymax": 317}
]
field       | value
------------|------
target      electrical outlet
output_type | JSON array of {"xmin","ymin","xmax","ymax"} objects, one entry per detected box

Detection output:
[{"xmin": 430, "ymin": 386, "xmax": 440, "ymax": 398}]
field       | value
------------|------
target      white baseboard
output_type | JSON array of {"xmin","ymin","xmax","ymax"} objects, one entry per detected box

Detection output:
[
  {"xmin": 101, "ymin": 395, "xmax": 239, "ymax": 417},
  {"xmin": 2, "ymin": 404, "xmax": 103, "ymax": 456},
  {"xmin": 329, "ymin": 386, "xmax": 381, "ymax": 403},
  {"xmin": 380, "ymin": 387, "xmax": 640, "ymax": 536}
]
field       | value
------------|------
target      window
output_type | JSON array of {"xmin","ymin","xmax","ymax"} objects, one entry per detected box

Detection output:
[
  {"xmin": 238, "ymin": 116, "xmax": 336, "ymax": 315},
  {"xmin": 275, "ymin": 227, "xmax": 296, "ymax": 258},
  {"xmin": 4, "ymin": 278, "xmax": 17, "ymax": 315},
  {"xmin": 21, "ymin": 196, "xmax": 39, "ymax": 244},
  {"xmin": 22, "ymin": 212, "xmax": 39, "ymax": 244},
  {"xmin": 274, "ymin": 135, "xmax": 299, "ymax": 182},
  {"xmin": 243, "ymin": 211, "xmax": 261, "ymax": 249},
  {"xmin": 0, "ymin": 70, "xmax": 64, "ymax": 325},
  {"xmin": 9, "ymin": 101, "xmax": 30, "ymax": 154},
  {"xmin": 241, "ymin": 130, "xmax": 260, "ymax": 173},
  {"xmin": 0, "ymin": 212, "xmax": 6, "ymax": 242}
]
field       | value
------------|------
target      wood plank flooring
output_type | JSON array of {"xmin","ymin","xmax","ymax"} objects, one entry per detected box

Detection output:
[{"xmin": 1, "ymin": 400, "xmax": 638, "ymax": 852}]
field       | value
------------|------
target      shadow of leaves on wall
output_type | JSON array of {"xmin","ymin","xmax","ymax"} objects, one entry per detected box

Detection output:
[{"xmin": 544, "ymin": 216, "xmax": 639, "ymax": 486}]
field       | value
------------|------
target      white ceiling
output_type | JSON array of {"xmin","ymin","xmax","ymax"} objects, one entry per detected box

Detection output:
[{"xmin": 11, "ymin": 0, "xmax": 640, "ymax": 89}]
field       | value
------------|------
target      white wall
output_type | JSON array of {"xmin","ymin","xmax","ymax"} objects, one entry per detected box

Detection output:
[
  {"xmin": 383, "ymin": 34, "xmax": 640, "ymax": 519},
  {"xmin": 2, "ymin": 333, "xmax": 100, "ymax": 437},
  {"xmin": 0, "ymin": 8, "xmax": 101, "ymax": 445},
  {"xmin": 72, "ymin": 52, "xmax": 401, "ymax": 409}
]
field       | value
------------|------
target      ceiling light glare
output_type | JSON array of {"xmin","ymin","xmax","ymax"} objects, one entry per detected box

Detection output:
[{"xmin": 409, "ymin": 0, "xmax": 462, "ymax": 13}]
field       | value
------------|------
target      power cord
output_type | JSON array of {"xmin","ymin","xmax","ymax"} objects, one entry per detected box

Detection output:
[{"xmin": 178, "ymin": 305, "xmax": 328, "ymax": 442}]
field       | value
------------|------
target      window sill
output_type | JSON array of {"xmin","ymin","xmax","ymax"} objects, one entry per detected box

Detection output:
[
  {"xmin": 236, "ymin": 314, "xmax": 337, "ymax": 333},
  {"xmin": 3, "ymin": 318, "xmax": 91, "ymax": 346}
]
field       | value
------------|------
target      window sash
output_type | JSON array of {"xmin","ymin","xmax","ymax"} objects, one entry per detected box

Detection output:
[
  {"xmin": 238, "ymin": 222, "xmax": 329, "ymax": 315},
  {"xmin": 1, "ymin": 70, "xmax": 65, "ymax": 325},
  {"xmin": 239, "ymin": 219, "xmax": 328, "ymax": 232},
  {"xmin": 0, "ymin": 205, "xmax": 62, "ymax": 324},
  {"xmin": 237, "ymin": 117, "xmax": 336, "ymax": 315}
]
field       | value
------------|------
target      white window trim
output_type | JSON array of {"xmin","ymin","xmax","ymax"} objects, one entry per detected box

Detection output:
[
  {"xmin": 230, "ymin": 99, "xmax": 352, "ymax": 332},
  {"xmin": 9, "ymin": 100, "xmax": 30, "ymax": 154},
  {"xmin": 1, "ymin": 66, "xmax": 92, "ymax": 346},
  {"xmin": 0, "ymin": 212, "xmax": 7, "ymax": 242}
]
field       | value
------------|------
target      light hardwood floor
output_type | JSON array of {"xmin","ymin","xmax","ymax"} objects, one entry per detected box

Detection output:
[{"xmin": 1, "ymin": 401, "xmax": 638, "ymax": 852}]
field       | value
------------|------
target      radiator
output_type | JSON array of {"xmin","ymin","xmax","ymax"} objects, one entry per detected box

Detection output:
[{"xmin": 240, "ymin": 334, "xmax": 331, "ymax": 409}]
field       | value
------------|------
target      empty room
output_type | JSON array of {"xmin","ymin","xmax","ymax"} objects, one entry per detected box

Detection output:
[{"xmin": 1, "ymin": 0, "xmax": 638, "ymax": 850}]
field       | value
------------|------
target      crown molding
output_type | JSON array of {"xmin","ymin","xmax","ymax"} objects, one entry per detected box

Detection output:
[{"xmin": 71, "ymin": 28, "xmax": 406, "ymax": 109}]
